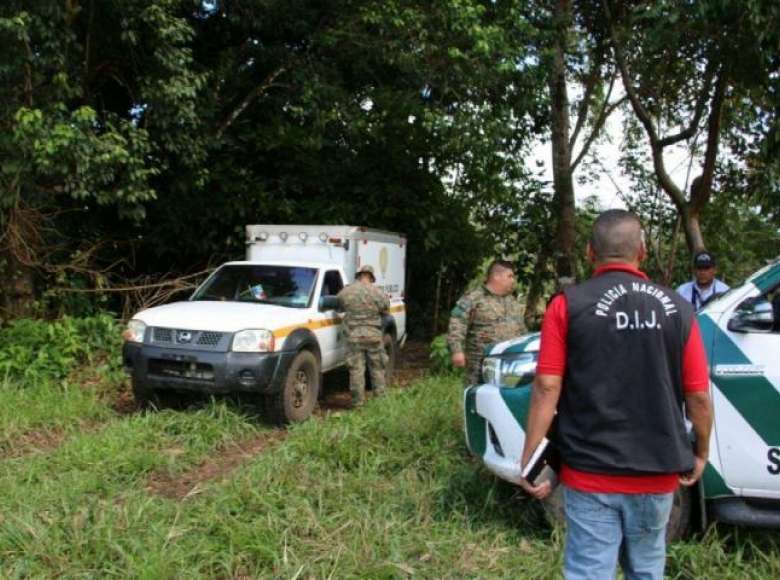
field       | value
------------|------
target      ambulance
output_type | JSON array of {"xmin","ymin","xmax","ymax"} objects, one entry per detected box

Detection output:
[
  {"xmin": 464, "ymin": 258, "xmax": 780, "ymax": 539},
  {"xmin": 122, "ymin": 225, "xmax": 406, "ymax": 424}
]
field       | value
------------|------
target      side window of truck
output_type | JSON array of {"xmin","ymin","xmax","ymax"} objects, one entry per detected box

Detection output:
[
  {"xmin": 731, "ymin": 285, "xmax": 780, "ymax": 333},
  {"xmin": 322, "ymin": 271, "xmax": 344, "ymax": 297}
]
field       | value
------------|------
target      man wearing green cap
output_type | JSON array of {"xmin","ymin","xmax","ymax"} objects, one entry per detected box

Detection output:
[{"xmin": 337, "ymin": 265, "xmax": 390, "ymax": 407}]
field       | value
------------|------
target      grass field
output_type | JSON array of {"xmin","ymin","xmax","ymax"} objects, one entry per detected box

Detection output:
[{"xmin": 2, "ymin": 332, "xmax": 780, "ymax": 578}]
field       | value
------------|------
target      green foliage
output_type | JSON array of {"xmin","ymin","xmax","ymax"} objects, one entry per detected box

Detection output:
[
  {"xmin": 428, "ymin": 334, "xmax": 457, "ymax": 375},
  {"xmin": 0, "ymin": 315, "xmax": 122, "ymax": 384}
]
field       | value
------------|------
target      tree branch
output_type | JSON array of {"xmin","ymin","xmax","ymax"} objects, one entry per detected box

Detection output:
[
  {"xmin": 215, "ymin": 64, "xmax": 289, "ymax": 138},
  {"xmin": 570, "ymin": 72, "xmax": 625, "ymax": 171},
  {"xmin": 602, "ymin": 0, "xmax": 659, "ymax": 145},
  {"xmin": 569, "ymin": 55, "xmax": 604, "ymax": 150},
  {"xmin": 603, "ymin": 0, "xmax": 687, "ymax": 212},
  {"xmin": 689, "ymin": 71, "xmax": 726, "ymax": 215},
  {"xmin": 657, "ymin": 61, "xmax": 715, "ymax": 148}
]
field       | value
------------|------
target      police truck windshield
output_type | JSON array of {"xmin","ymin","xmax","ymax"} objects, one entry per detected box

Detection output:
[{"xmin": 192, "ymin": 265, "xmax": 318, "ymax": 308}]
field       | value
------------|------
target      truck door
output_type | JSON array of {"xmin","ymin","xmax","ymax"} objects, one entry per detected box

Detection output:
[
  {"xmin": 711, "ymin": 281, "xmax": 780, "ymax": 497},
  {"xmin": 318, "ymin": 270, "xmax": 346, "ymax": 371}
]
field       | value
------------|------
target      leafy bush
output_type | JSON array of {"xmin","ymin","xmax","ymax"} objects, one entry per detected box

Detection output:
[
  {"xmin": 429, "ymin": 334, "xmax": 458, "ymax": 375},
  {"xmin": 0, "ymin": 315, "xmax": 122, "ymax": 384}
]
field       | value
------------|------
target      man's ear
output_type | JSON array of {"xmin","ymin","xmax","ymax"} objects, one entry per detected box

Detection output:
[{"xmin": 638, "ymin": 240, "xmax": 647, "ymax": 263}]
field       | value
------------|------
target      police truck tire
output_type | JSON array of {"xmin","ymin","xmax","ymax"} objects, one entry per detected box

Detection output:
[
  {"xmin": 542, "ymin": 486, "xmax": 566, "ymax": 530},
  {"xmin": 266, "ymin": 350, "xmax": 320, "ymax": 425},
  {"xmin": 383, "ymin": 333, "xmax": 397, "ymax": 386},
  {"xmin": 665, "ymin": 485, "xmax": 692, "ymax": 542}
]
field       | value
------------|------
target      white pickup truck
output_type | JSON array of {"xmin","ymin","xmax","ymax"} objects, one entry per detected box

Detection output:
[{"xmin": 122, "ymin": 225, "xmax": 407, "ymax": 423}]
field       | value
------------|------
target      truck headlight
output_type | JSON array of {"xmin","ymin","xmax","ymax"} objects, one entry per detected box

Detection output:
[
  {"xmin": 122, "ymin": 320, "xmax": 146, "ymax": 343},
  {"xmin": 232, "ymin": 329, "xmax": 275, "ymax": 353},
  {"xmin": 481, "ymin": 353, "xmax": 537, "ymax": 387}
]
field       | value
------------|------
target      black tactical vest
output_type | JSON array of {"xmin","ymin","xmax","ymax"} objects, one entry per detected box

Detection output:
[{"xmin": 559, "ymin": 269, "xmax": 696, "ymax": 475}]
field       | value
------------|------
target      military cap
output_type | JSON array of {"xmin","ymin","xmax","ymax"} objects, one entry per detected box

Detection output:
[{"xmin": 356, "ymin": 265, "xmax": 375, "ymax": 280}]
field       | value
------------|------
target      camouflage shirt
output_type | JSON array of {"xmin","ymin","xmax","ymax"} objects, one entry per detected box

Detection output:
[
  {"xmin": 337, "ymin": 281, "xmax": 390, "ymax": 342},
  {"xmin": 447, "ymin": 286, "xmax": 526, "ymax": 374}
]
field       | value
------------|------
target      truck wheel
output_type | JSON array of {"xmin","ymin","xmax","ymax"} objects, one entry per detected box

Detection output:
[
  {"xmin": 542, "ymin": 485, "xmax": 566, "ymax": 530},
  {"xmin": 383, "ymin": 333, "xmax": 397, "ymax": 386},
  {"xmin": 665, "ymin": 485, "xmax": 692, "ymax": 542},
  {"xmin": 541, "ymin": 484, "xmax": 692, "ymax": 543},
  {"xmin": 266, "ymin": 350, "xmax": 320, "ymax": 425},
  {"xmin": 131, "ymin": 379, "xmax": 179, "ymax": 410}
]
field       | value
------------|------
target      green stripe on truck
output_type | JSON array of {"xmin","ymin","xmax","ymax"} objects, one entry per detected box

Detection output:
[{"xmin": 699, "ymin": 316, "xmax": 780, "ymax": 446}]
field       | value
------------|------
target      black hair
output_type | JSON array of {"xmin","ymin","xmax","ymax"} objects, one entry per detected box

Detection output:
[
  {"xmin": 590, "ymin": 210, "xmax": 643, "ymax": 261},
  {"xmin": 486, "ymin": 259, "xmax": 515, "ymax": 280}
]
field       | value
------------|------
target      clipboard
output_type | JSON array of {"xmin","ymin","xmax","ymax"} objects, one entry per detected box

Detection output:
[{"xmin": 521, "ymin": 437, "xmax": 560, "ymax": 487}]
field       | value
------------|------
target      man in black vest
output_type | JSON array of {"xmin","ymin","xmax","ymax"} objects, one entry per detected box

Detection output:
[{"xmin": 519, "ymin": 210, "xmax": 713, "ymax": 580}]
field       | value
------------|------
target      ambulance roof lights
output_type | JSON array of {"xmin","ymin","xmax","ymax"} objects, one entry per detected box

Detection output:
[
  {"xmin": 319, "ymin": 232, "xmax": 328, "ymax": 243},
  {"xmin": 299, "ymin": 232, "xmax": 308, "ymax": 242},
  {"xmin": 279, "ymin": 232, "xmax": 288, "ymax": 242},
  {"xmin": 256, "ymin": 231, "xmax": 269, "ymax": 242}
]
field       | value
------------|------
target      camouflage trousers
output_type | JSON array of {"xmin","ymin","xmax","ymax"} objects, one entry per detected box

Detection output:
[
  {"xmin": 346, "ymin": 340, "xmax": 387, "ymax": 406},
  {"xmin": 465, "ymin": 361, "xmax": 482, "ymax": 387}
]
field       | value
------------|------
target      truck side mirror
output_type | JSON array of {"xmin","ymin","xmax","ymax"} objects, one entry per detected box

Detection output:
[
  {"xmin": 319, "ymin": 296, "xmax": 340, "ymax": 312},
  {"xmin": 727, "ymin": 299, "xmax": 774, "ymax": 333}
]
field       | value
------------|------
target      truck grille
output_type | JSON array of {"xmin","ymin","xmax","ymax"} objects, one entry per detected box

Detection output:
[
  {"xmin": 153, "ymin": 327, "xmax": 173, "ymax": 343},
  {"xmin": 149, "ymin": 327, "xmax": 228, "ymax": 351},
  {"xmin": 148, "ymin": 359, "xmax": 215, "ymax": 381},
  {"xmin": 196, "ymin": 331, "xmax": 223, "ymax": 346}
]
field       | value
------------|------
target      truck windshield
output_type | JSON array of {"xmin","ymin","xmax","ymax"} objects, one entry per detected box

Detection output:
[{"xmin": 192, "ymin": 265, "xmax": 318, "ymax": 308}]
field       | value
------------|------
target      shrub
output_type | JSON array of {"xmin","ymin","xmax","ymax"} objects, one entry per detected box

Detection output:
[
  {"xmin": 429, "ymin": 334, "xmax": 458, "ymax": 375},
  {"xmin": 0, "ymin": 315, "xmax": 122, "ymax": 384}
]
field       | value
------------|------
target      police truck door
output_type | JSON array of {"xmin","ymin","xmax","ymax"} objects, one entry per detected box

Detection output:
[{"xmin": 711, "ymin": 277, "xmax": 780, "ymax": 497}]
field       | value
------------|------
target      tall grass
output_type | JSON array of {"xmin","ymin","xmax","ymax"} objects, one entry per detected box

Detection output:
[{"xmin": 0, "ymin": 318, "xmax": 779, "ymax": 577}]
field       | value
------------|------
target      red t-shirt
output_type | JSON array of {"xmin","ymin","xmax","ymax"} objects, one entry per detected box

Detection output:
[{"xmin": 537, "ymin": 263, "xmax": 709, "ymax": 494}]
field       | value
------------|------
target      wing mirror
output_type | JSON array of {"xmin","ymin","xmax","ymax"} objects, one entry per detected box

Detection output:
[
  {"xmin": 318, "ymin": 295, "xmax": 340, "ymax": 312},
  {"xmin": 727, "ymin": 298, "xmax": 774, "ymax": 333}
]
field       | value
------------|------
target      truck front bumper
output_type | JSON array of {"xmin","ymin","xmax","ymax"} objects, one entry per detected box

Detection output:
[{"xmin": 122, "ymin": 342, "xmax": 296, "ymax": 395}]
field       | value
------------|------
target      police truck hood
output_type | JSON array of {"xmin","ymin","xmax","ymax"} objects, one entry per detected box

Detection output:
[{"xmin": 132, "ymin": 301, "xmax": 305, "ymax": 333}]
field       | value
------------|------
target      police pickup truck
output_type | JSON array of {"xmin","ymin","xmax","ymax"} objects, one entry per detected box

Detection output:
[
  {"xmin": 464, "ymin": 258, "xmax": 780, "ymax": 539},
  {"xmin": 122, "ymin": 225, "xmax": 406, "ymax": 424}
]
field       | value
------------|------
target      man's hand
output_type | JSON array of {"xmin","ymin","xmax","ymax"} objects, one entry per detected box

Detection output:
[
  {"xmin": 680, "ymin": 456, "xmax": 706, "ymax": 487},
  {"xmin": 516, "ymin": 472, "xmax": 553, "ymax": 499},
  {"xmin": 451, "ymin": 352, "xmax": 466, "ymax": 368}
]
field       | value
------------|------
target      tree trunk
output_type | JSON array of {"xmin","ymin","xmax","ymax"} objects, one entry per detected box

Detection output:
[
  {"xmin": 684, "ymin": 211, "xmax": 706, "ymax": 255},
  {"xmin": 548, "ymin": 0, "xmax": 577, "ymax": 282},
  {"xmin": 524, "ymin": 245, "xmax": 552, "ymax": 330},
  {"xmin": 0, "ymin": 254, "xmax": 35, "ymax": 321}
]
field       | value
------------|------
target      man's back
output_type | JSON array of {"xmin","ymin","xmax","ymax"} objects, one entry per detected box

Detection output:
[
  {"xmin": 337, "ymin": 282, "xmax": 388, "ymax": 341},
  {"xmin": 561, "ymin": 269, "xmax": 696, "ymax": 476}
]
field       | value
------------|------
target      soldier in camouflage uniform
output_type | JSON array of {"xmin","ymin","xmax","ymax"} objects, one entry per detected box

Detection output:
[
  {"xmin": 447, "ymin": 260, "xmax": 526, "ymax": 385},
  {"xmin": 337, "ymin": 265, "xmax": 391, "ymax": 407}
]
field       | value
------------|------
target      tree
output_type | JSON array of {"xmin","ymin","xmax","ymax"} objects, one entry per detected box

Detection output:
[
  {"xmin": 602, "ymin": 0, "xmax": 780, "ymax": 256},
  {"xmin": 0, "ymin": 1, "xmax": 206, "ymax": 318}
]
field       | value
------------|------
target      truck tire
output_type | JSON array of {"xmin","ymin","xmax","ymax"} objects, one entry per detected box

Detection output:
[
  {"xmin": 266, "ymin": 350, "xmax": 320, "ymax": 425},
  {"xmin": 541, "ymin": 483, "xmax": 691, "ymax": 543},
  {"xmin": 665, "ymin": 485, "xmax": 692, "ymax": 542},
  {"xmin": 131, "ymin": 379, "xmax": 179, "ymax": 410},
  {"xmin": 542, "ymin": 485, "xmax": 566, "ymax": 530},
  {"xmin": 383, "ymin": 332, "xmax": 397, "ymax": 386}
]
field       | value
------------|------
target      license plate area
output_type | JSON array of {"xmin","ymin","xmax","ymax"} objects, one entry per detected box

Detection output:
[{"xmin": 148, "ymin": 358, "xmax": 215, "ymax": 381}]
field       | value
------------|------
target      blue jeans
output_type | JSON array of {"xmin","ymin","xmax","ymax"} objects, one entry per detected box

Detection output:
[{"xmin": 563, "ymin": 486, "xmax": 674, "ymax": 580}]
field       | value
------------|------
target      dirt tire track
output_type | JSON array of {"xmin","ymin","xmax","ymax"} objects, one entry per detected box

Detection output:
[
  {"xmin": 0, "ymin": 420, "xmax": 104, "ymax": 461},
  {"xmin": 142, "ymin": 340, "xmax": 430, "ymax": 500},
  {"xmin": 145, "ymin": 430, "xmax": 286, "ymax": 500}
]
